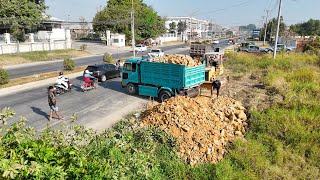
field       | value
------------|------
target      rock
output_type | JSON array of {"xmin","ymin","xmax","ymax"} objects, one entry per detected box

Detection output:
[{"xmin": 140, "ymin": 95, "xmax": 247, "ymax": 165}]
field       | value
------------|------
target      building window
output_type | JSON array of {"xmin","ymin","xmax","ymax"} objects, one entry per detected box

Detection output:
[{"xmin": 113, "ymin": 39, "xmax": 119, "ymax": 43}]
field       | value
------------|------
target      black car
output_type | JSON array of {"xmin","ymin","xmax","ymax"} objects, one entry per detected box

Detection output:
[{"xmin": 84, "ymin": 64, "xmax": 121, "ymax": 82}]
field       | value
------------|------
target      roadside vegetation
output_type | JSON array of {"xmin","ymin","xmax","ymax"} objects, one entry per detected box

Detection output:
[
  {"xmin": 0, "ymin": 49, "xmax": 90, "ymax": 67},
  {"xmin": 0, "ymin": 52, "xmax": 319, "ymax": 179}
]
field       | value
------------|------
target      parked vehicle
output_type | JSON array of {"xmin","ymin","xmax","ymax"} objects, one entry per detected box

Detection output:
[
  {"xmin": 190, "ymin": 42, "xmax": 219, "ymax": 58},
  {"xmin": 121, "ymin": 58, "xmax": 205, "ymax": 102},
  {"xmin": 148, "ymin": 49, "xmax": 165, "ymax": 57},
  {"xmin": 238, "ymin": 42, "xmax": 255, "ymax": 52},
  {"xmin": 213, "ymin": 40, "xmax": 220, "ymax": 44},
  {"xmin": 84, "ymin": 64, "xmax": 121, "ymax": 82},
  {"xmin": 134, "ymin": 44, "xmax": 147, "ymax": 52},
  {"xmin": 262, "ymin": 44, "xmax": 295, "ymax": 53},
  {"xmin": 243, "ymin": 45, "xmax": 265, "ymax": 53}
]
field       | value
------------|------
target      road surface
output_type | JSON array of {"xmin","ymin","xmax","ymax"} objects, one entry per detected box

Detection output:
[
  {"xmin": 0, "ymin": 40, "xmax": 230, "ymax": 132},
  {"xmin": 6, "ymin": 43, "xmax": 188, "ymax": 79}
]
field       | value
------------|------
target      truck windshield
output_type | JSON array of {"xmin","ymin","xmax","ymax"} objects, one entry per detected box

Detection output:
[{"xmin": 123, "ymin": 63, "xmax": 136, "ymax": 72}]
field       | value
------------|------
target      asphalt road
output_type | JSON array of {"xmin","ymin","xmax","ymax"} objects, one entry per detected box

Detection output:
[
  {"xmin": 7, "ymin": 43, "xmax": 188, "ymax": 79},
  {"xmin": 0, "ymin": 40, "xmax": 230, "ymax": 131}
]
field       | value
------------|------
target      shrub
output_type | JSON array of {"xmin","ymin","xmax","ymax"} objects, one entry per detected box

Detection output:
[
  {"xmin": 103, "ymin": 52, "xmax": 113, "ymax": 63},
  {"xmin": 63, "ymin": 58, "xmax": 75, "ymax": 70},
  {"xmin": 0, "ymin": 68, "xmax": 9, "ymax": 85},
  {"xmin": 80, "ymin": 44, "xmax": 88, "ymax": 51}
]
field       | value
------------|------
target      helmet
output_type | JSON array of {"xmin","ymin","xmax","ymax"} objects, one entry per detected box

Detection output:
[
  {"xmin": 59, "ymin": 72, "xmax": 63, "ymax": 76},
  {"xmin": 85, "ymin": 70, "xmax": 90, "ymax": 74}
]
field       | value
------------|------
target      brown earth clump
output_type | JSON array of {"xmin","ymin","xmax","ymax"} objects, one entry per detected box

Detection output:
[
  {"xmin": 140, "ymin": 95, "xmax": 247, "ymax": 165},
  {"xmin": 157, "ymin": 54, "xmax": 202, "ymax": 67}
]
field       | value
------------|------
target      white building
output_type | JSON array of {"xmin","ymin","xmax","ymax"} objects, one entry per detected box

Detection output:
[
  {"xmin": 110, "ymin": 33, "xmax": 125, "ymax": 47},
  {"xmin": 165, "ymin": 16, "xmax": 210, "ymax": 39}
]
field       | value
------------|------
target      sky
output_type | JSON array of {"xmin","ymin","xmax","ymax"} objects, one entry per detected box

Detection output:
[{"xmin": 46, "ymin": 0, "xmax": 320, "ymax": 27}]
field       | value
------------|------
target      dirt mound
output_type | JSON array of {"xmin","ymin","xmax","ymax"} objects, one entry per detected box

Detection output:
[
  {"xmin": 140, "ymin": 96, "xmax": 247, "ymax": 165},
  {"xmin": 157, "ymin": 54, "xmax": 202, "ymax": 67}
]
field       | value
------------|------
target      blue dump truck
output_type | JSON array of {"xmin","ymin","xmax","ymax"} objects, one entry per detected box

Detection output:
[{"xmin": 121, "ymin": 58, "xmax": 205, "ymax": 102}]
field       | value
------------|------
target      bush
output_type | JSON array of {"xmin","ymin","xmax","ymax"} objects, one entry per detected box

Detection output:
[
  {"xmin": 63, "ymin": 58, "xmax": 75, "ymax": 70},
  {"xmin": 80, "ymin": 44, "xmax": 88, "ymax": 51},
  {"xmin": 0, "ymin": 68, "xmax": 9, "ymax": 85},
  {"xmin": 103, "ymin": 52, "xmax": 113, "ymax": 63}
]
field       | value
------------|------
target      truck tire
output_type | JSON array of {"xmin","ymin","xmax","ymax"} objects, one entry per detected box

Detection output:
[
  {"xmin": 127, "ymin": 83, "xmax": 137, "ymax": 95},
  {"xmin": 159, "ymin": 90, "xmax": 172, "ymax": 102}
]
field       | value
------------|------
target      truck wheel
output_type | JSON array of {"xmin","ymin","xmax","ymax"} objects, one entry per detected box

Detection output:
[
  {"xmin": 127, "ymin": 83, "xmax": 136, "ymax": 95},
  {"xmin": 159, "ymin": 90, "xmax": 172, "ymax": 102},
  {"xmin": 101, "ymin": 74, "xmax": 107, "ymax": 82}
]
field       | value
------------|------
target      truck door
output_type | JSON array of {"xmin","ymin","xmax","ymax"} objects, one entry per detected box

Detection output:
[{"xmin": 122, "ymin": 63, "xmax": 139, "ymax": 87}]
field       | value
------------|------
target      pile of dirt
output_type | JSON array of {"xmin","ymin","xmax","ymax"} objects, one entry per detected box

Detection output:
[
  {"xmin": 140, "ymin": 96, "xmax": 247, "ymax": 165},
  {"xmin": 157, "ymin": 54, "xmax": 202, "ymax": 67}
]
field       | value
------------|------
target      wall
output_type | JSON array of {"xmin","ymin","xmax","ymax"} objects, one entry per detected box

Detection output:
[
  {"xmin": 110, "ymin": 34, "xmax": 125, "ymax": 47},
  {"xmin": 0, "ymin": 41, "xmax": 71, "ymax": 55},
  {"xmin": 159, "ymin": 33, "xmax": 180, "ymax": 43}
]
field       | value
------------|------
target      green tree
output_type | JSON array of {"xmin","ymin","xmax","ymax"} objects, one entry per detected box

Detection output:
[
  {"xmin": 0, "ymin": 0, "xmax": 47, "ymax": 41},
  {"xmin": 93, "ymin": 0, "xmax": 166, "ymax": 43},
  {"xmin": 291, "ymin": 19, "xmax": 320, "ymax": 36},
  {"xmin": 260, "ymin": 17, "xmax": 286, "ymax": 41},
  {"xmin": 169, "ymin": 22, "xmax": 177, "ymax": 32},
  {"xmin": 177, "ymin": 21, "xmax": 187, "ymax": 34}
]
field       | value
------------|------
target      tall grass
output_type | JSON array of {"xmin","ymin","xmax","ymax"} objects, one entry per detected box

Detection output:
[{"xmin": 218, "ymin": 52, "xmax": 320, "ymax": 179}]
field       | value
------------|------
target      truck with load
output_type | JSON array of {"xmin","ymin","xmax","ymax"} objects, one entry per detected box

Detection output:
[
  {"xmin": 190, "ymin": 42, "xmax": 218, "ymax": 58},
  {"xmin": 121, "ymin": 57, "xmax": 205, "ymax": 102}
]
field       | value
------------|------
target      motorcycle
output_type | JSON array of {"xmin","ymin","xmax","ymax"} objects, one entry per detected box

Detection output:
[
  {"xmin": 81, "ymin": 78, "xmax": 98, "ymax": 92},
  {"xmin": 54, "ymin": 77, "xmax": 72, "ymax": 95}
]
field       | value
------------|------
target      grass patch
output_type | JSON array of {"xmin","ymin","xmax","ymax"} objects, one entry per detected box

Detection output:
[
  {"xmin": 220, "ymin": 52, "xmax": 320, "ymax": 179},
  {"xmin": 0, "ymin": 66, "xmax": 86, "ymax": 89},
  {"xmin": 0, "ymin": 49, "xmax": 91, "ymax": 67}
]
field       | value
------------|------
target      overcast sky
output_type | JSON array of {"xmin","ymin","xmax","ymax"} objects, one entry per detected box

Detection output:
[{"xmin": 46, "ymin": 0, "xmax": 320, "ymax": 27}]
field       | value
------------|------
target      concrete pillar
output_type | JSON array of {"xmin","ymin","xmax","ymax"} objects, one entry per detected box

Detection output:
[
  {"xmin": 65, "ymin": 29, "xmax": 72, "ymax": 49},
  {"xmin": 106, "ymin": 30, "xmax": 111, "ymax": 46},
  {"xmin": 48, "ymin": 32, "xmax": 54, "ymax": 50},
  {"xmin": 29, "ymin": 33, "xmax": 35, "ymax": 43},
  {"xmin": 4, "ymin": 33, "xmax": 11, "ymax": 44}
]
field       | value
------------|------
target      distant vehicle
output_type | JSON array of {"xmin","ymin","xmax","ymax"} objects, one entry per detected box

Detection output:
[
  {"xmin": 243, "ymin": 45, "xmax": 265, "ymax": 53},
  {"xmin": 134, "ymin": 44, "xmax": 147, "ymax": 52},
  {"xmin": 148, "ymin": 49, "xmax": 165, "ymax": 57},
  {"xmin": 262, "ymin": 44, "xmax": 295, "ymax": 53},
  {"xmin": 84, "ymin": 64, "xmax": 121, "ymax": 82},
  {"xmin": 213, "ymin": 40, "xmax": 220, "ymax": 44},
  {"xmin": 238, "ymin": 42, "xmax": 255, "ymax": 52}
]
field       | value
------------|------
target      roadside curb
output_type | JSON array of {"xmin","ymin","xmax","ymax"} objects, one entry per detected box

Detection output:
[{"xmin": 0, "ymin": 72, "xmax": 83, "ymax": 98}]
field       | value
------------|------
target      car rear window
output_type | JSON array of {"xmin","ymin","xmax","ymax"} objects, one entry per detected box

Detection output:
[{"xmin": 151, "ymin": 49, "xmax": 160, "ymax": 52}]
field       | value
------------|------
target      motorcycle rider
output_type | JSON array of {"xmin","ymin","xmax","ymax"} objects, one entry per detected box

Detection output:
[
  {"xmin": 56, "ymin": 72, "xmax": 71, "ymax": 90},
  {"xmin": 83, "ymin": 70, "xmax": 95, "ymax": 87}
]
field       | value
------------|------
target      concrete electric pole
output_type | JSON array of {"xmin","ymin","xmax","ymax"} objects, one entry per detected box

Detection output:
[
  {"xmin": 263, "ymin": 10, "xmax": 270, "ymax": 46},
  {"xmin": 131, "ymin": 0, "xmax": 135, "ymax": 57},
  {"xmin": 273, "ymin": 0, "xmax": 282, "ymax": 59}
]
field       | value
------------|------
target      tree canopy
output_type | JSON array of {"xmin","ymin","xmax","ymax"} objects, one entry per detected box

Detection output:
[
  {"xmin": 177, "ymin": 21, "xmax": 187, "ymax": 34},
  {"xmin": 290, "ymin": 19, "xmax": 320, "ymax": 36},
  {"xmin": 169, "ymin": 22, "xmax": 176, "ymax": 32},
  {"xmin": 260, "ymin": 17, "xmax": 286, "ymax": 41},
  {"xmin": 93, "ymin": 0, "xmax": 166, "ymax": 43},
  {"xmin": 240, "ymin": 24, "xmax": 257, "ymax": 32},
  {"xmin": 0, "ymin": 0, "xmax": 47, "ymax": 40}
]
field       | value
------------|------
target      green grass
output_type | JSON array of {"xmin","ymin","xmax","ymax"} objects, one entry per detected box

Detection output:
[
  {"xmin": 219, "ymin": 52, "xmax": 320, "ymax": 179},
  {"xmin": 1, "ymin": 52, "xmax": 319, "ymax": 179},
  {"xmin": 0, "ymin": 49, "xmax": 90, "ymax": 66}
]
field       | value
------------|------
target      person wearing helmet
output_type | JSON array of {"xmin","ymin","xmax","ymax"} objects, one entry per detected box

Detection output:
[
  {"xmin": 83, "ymin": 70, "xmax": 95, "ymax": 87},
  {"xmin": 57, "ymin": 71, "xmax": 71, "ymax": 89}
]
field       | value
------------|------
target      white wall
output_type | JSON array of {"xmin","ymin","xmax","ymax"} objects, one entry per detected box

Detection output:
[{"xmin": 111, "ymin": 34, "xmax": 125, "ymax": 47}]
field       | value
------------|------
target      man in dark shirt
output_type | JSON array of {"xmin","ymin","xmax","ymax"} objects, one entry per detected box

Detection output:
[
  {"xmin": 211, "ymin": 79, "xmax": 222, "ymax": 98},
  {"xmin": 48, "ymin": 86, "xmax": 63, "ymax": 121}
]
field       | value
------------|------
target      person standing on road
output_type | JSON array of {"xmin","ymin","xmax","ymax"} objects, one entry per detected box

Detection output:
[
  {"xmin": 211, "ymin": 79, "xmax": 222, "ymax": 98},
  {"xmin": 48, "ymin": 86, "xmax": 64, "ymax": 121}
]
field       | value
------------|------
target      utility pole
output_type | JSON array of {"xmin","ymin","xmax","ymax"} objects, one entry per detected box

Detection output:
[
  {"xmin": 263, "ymin": 10, "xmax": 270, "ymax": 46},
  {"xmin": 273, "ymin": 0, "xmax": 282, "ymax": 59},
  {"xmin": 131, "ymin": 0, "xmax": 135, "ymax": 57}
]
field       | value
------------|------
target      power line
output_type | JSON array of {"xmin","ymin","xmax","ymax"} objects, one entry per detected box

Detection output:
[{"xmin": 195, "ymin": 0, "xmax": 252, "ymax": 16}]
